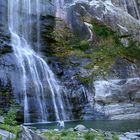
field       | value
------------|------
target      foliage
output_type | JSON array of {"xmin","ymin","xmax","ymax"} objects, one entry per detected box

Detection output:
[
  {"xmin": 92, "ymin": 19, "xmax": 115, "ymax": 38},
  {"xmin": 9, "ymin": 99, "xmax": 21, "ymax": 112},
  {"xmin": 137, "ymin": 0, "xmax": 140, "ymax": 5},
  {"xmin": 42, "ymin": 130, "xmax": 119, "ymax": 140},
  {"xmin": 83, "ymin": 132, "xmax": 96, "ymax": 140},
  {"xmin": 1, "ymin": 90, "xmax": 10, "ymax": 97},
  {"xmin": 77, "ymin": 40, "xmax": 90, "ymax": 51},
  {"xmin": 121, "ymin": 39, "xmax": 140, "ymax": 61},
  {"xmin": 45, "ymin": 17, "xmax": 140, "ymax": 83},
  {"xmin": 4, "ymin": 110, "xmax": 17, "ymax": 126},
  {"xmin": 112, "ymin": 134, "xmax": 119, "ymax": 140},
  {"xmin": 3, "ymin": 99, "xmax": 20, "ymax": 126},
  {"xmin": 76, "ymin": 75, "xmax": 92, "ymax": 84},
  {"xmin": 43, "ymin": 130, "xmax": 77, "ymax": 140},
  {"xmin": 0, "ymin": 124, "xmax": 21, "ymax": 134}
]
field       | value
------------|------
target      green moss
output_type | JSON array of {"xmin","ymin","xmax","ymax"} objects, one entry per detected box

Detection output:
[
  {"xmin": 46, "ymin": 20, "xmax": 91, "ymax": 59},
  {"xmin": 121, "ymin": 39, "xmax": 140, "ymax": 61},
  {"xmin": 2, "ymin": 91, "xmax": 10, "ymax": 97},
  {"xmin": 83, "ymin": 19, "xmax": 140, "ymax": 75},
  {"xmin": 137, "ymin": 0, "xmax": 140, "ymax": 5},
  {"xmin": 84, "ymin": 37, "xmax": 117, "ymax": 76},
  {"xmin": 0, "ymin": 45, "xmax": 12, "ymax": 56},
  {"xmin": 73, "ymin": 39, "xmax": 90, "ymax": 51},
  {"xmin": 92, "ymin": 20, "xmax": 115, "ymax": 38},
  {"xmin": 46, "ymin": 17, "xmax": 140, "ymax": 81},
  {"xmin": 76, "ymin": 75, "xmax": 92, "ymax": 84}
]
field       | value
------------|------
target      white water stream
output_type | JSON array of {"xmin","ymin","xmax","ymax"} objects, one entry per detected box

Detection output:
[{"xmin": 8, "ymin": 0, "xmax": 70, "ymax": 123}]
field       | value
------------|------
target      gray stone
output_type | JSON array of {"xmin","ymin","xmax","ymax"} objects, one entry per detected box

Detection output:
[
  {"xmin": 94, "ymin": 78, "xmax": 140, "ymax": 120},
  {"xmin": 54, "ymin": 129, "xmax": 59, "ymax": 132},
  {"xmin": 90, "ymin": 128, "xmax": 98, "ymax": 133},
  {"xmin": 0, "ymin": 129, "xmax": 16, "ymax": 140},
  {"xmin": 21, "ymin": 126, "xmax": 45, "ymax": 140},
  {"xmin": 119, "ymin": 136, "xmax": 130, "ymax": 140},
  {"xmin": 0, "ymin": 116, "xmax": 4, "ymax": 123},
  {"xmin": 124, "ymin": 132, "xmax": 140, "ymax": 139},
  {"xmin": 68, "ymin": 128, "xmax": 74, "ymax": 131},
  {"xmin": 74, "ymin": 124, "xmax": 87, "ymax": 131}
]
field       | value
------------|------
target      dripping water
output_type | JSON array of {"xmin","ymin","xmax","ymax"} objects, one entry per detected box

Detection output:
[{"xmin": 8, "ymin": 0, "xmax": 72, "ymax": 123}]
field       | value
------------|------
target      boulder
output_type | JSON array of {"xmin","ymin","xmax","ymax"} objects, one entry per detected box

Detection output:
[
  {"xmin": 21, "ymin": 126, "xmax": 45, "ymax": 140},
  {"xmin": 124, "ymin": 132, "xmax": 140, "ymax": 139},
  {"xmin": 74, "ymin": 124, "xmax": 87, "ymax": 131}
]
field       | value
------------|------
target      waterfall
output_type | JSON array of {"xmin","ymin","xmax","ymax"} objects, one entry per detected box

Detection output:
[{"xmin": 8, "ymin": 0, "xmax": 71, "ymax": 123}]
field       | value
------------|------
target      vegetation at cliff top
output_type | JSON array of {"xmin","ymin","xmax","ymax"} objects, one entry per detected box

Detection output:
[{"xmin": 47, "ymin": 18, "xmax": 140, "ymax": 81}]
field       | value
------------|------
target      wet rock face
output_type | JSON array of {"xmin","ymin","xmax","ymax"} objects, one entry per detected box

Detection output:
[
  {"xmin": 0, "ymin": 0, "xmax": 14, "ymax": 112},
  {"xmin": 112, "ymin": 0, "xmax": 140, "ymax": 19},
  {"xmin": 44, "ymin": 0, "xmax": 140, "ymax": 120},
  {"xmin": 0, "ymin": 0, "xmax": 8, "ymax": 31},
  {"xmin": 69, "ymin": 0, "xmax": 140, "ymax": 41},
  {"xmin": 0, "ymin": 0, "xmax": 140, "ymax": 121},
  {"xmin": 0, "ymin": 0, "xmax": 24, "ymax": 120},
  {"xmin": 66, "ymin": 3, "xmax": 90, "ymax": 39},
  {"xmin": 94, "ymin": 78, "xmax": 140, "ymax": 120},
  {"xmin": 21, "ymin": 126, "xmax": 45, "ymax": 140}
]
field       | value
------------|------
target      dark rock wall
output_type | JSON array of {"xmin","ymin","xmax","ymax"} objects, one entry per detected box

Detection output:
[
  {"xmin": 44, "ymin": 0, "xmax": 140, "ymax": 120},
  {"xmin": 0, "ymin": 0, "xmax": 13, "ymax": 112},
  {"xmin": 0, "ymin": 0, "xmax": 8, "ymax": 31},
  {"xmin": 0, "ymin": 0, "xmax": 140, "ymax": 121}
]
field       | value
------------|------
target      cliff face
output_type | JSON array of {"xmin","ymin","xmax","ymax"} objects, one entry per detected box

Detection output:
[
  {"xmin": 0, "ymin": 0, "xmax": 140, "ymax": 121},
  {"xmin": 0, "ymin": 0, "xmax": 14, "ymax": 112},
  {"xmin": 45, "ymin": 0, "xmax": 140, "ymax": 120}
]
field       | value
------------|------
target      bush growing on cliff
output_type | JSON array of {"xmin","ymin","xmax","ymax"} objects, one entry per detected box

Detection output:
[
  {"xmin": 2, "ymin": 99, "xmax": 20, "ymax": 126},
  {"xmin": 4, "ymin": 110, "xmax": 17, "ymax": 126},
  {"xmin": 84, "ymin": 132, "xmax": 95, "ymax": 140},
  {"xmin": 78, "ymin": 40, "xmax": 90, "ymax": 51},
  {"xmin": 0, "ymin": 124, "xmax": 20, "ymax": 134},
  {"xmin": 45, "ymin": 17, "xmax": 140, "ymax": 83},
  {"xmin": 92, "ymin": 20, "xmax": 115, "ymax": 38}
]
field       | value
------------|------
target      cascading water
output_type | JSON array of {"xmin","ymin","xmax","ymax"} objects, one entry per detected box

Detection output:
[{"xmin": 8, "ymin": 0, "xmax": 71, "ymax": 123}]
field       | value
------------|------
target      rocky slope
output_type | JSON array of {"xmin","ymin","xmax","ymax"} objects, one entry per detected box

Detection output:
[
  {"xmin": 42, "ymin": 0, "xmax": 140, "ymax": 120},
  {"xmin": 0, "ymin": 0, "xmax": 140, "ymax": 121}
]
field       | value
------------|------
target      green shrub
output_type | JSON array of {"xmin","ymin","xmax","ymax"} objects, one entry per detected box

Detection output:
[
  {"xmin": 92, "ymin": 20, "xmax": 115, "ymax": 38},
  {"xmin": 84, "ymin": 132, "xmax": 96, "ymax": 140},
  {"xmin": 4, "ymin": 110, "xmax": 17, "ymax": 126},
  {"xmin": 61, "ymin": 130, "xmax": 69, "ymax": 136},
  {"xmin": 77, "ymin": 75, "xmax": 92, "ymax": 84},
  {"xmin": 0, "ymin": 109, "xmax": 4, "ymax": 116},
  {"xmin": 112, "ymin": 135, "xmax": 119, "ymax": 140},
  {"xmin": 79, "ymin": 40, "xmax": 90, "ymax": 51},
  {"xmin": 0, "ymin": 124, "xmax": 21, "ymax": 134}
]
